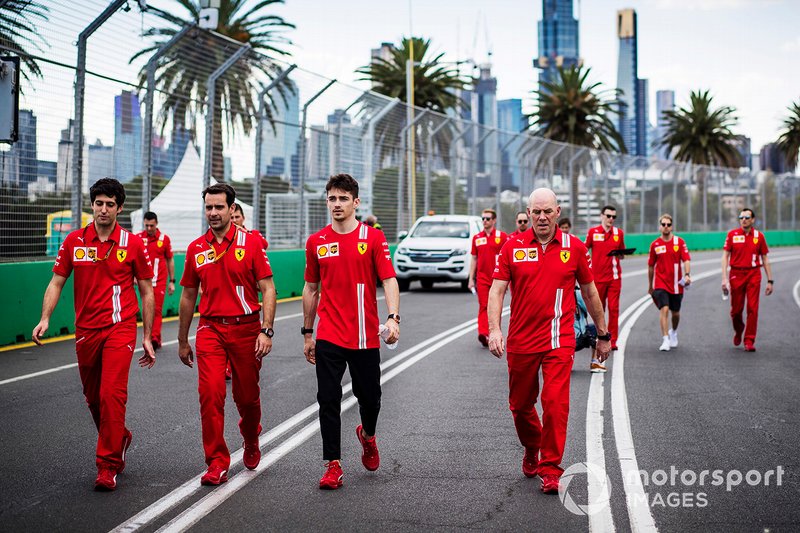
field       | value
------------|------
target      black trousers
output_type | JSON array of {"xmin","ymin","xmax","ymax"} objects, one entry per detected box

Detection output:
[{"xmin": 315, "ymin": 339, "xmax": 382, "ymax": 461}]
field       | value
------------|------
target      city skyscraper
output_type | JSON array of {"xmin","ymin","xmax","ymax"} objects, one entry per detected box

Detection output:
[
  {"xmin": 472, "ymin": 63, "xmax": 497, "ymax": 175},
  {"xmin": 616, "ymin": 8, "xmax": 640, "ymax": 155},
  {"xmin": 497, "ymin": 98, "xmax": 525, "ymax": 189},
  {"xmin": 655, "ymin": 89, "xmax": 675, "ymax": 159},
  {"xmin": 113, "ymin": 90, "xmax": 143, "ymax": 182},
  {"xmin": 636, "ymin": 78, "xmax": 649, "ymax": 157},
  {"xmin": 259, "ymin": 87, "xmax": 300, "ymax": 183},
  {"xmin": 0, "ymin": 109, "xmax": 37, "ymax": 189},
  {"xmin": 534, "ymin": 0, "xmax": 580, "ymax": 89}
]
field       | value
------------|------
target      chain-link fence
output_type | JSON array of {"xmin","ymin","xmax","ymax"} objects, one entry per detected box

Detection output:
[{"xmin": 1, "ymin": 1, "xmax": 798, "ymax": 262}]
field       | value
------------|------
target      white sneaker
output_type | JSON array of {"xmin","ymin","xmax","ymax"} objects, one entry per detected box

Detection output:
[
  {"xmin": 668, "ymin": 329, "xmax": 678, "ymax": 348},
  {"xmin": 659, "ymin": 336, "xmax": 670, "ymax": 351}
]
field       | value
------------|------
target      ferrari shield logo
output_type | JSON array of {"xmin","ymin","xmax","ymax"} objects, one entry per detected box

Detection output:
[
  {"xmin": 358, "ymin": 242, "xmax": 368, "ymax": 255},
  {"xmin": 495, "ymin": 237, "xmax": 501, "ymax": 244},
  {"xmin": 673, "ymin": 246, "xmax": 679, "ymax": 252},
  {"xmin": 116, "ymin": 249, "xmax": 127, "ymax": 262},
  {"xmin": 157, "ymin": 241, "xmax": 163, "ymax": 248},
  {"xmin": 235, "ymin": 249, "xmax": 245, "ymax": 261},
  {"xmin": 753, "ymin": 238, "xmax": 758, "ymax": 244},
  {"xmin": 613, "ymin": 235, "xmax": 619, "ymax": 242},
  {"xmin": 560, "ymin": 250, "xmax": 570, "ymax": 263}
]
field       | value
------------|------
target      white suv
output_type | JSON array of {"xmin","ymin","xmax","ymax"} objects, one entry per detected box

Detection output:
[{"xmin": 393, "ymin": 215, "xmax": 483, "ymax": 291}]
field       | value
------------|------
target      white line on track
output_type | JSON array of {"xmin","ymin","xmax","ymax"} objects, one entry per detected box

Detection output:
[{"xmin": 111, "ymin": 309, "xmax": 507, "ymax": 533}]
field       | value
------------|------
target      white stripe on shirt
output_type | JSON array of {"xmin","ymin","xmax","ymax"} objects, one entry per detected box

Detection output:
[
  {"xmin": 551, "ymin": 288, "xmax": 563, "ymax": 349},
  {"xmin": 235, "ymin": 285, "xmax": 251, "ymax": 315}
]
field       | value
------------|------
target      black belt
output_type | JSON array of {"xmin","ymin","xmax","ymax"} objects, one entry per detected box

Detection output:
[{"xmin": 201, "ymin": 313, "xmax": 260, "ymax": 325}]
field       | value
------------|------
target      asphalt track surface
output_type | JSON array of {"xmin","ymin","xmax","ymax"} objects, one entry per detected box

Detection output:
[{"xmin": 1, "ymin": 248, "xmax": 799, "ymax": 532}]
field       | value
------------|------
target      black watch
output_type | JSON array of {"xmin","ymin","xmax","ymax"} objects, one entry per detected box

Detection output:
[
  {"xmin": 597, "ymin": 331, "xmax": 612, "ymax": 342},
  {"xmin": 260, "ymin": 328, "xmax": 274, "ymax": 338},
  {"xmin": 301, "ymin": 327, "xmax": 314, "ymax": 335},
  {"xmin": 387, "ymin": 313, "xmax": 401, "ymax": 324}
]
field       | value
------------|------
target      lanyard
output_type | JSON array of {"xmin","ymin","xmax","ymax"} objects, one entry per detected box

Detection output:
[
  {"xmin": 205, "ymin": 234, "xmax": 235, "ymax": 263},
  {"xmin": 82, "ymin": 225, "xmax": 116, "ymax": 262}
]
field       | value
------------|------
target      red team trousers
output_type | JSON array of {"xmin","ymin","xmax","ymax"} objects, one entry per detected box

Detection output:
[
  {"xmin": 729, "ymin": 267, "xmax": 761, "ymax": 345},
  {"xmin": 195, "ymin": 318, "xmax": 263, "ymax": 470},
  {"xmin": 476, "ymin": 277, "xmax": 492, "ymax": 337},
  {"xmin": 595, "ymin": 280, "xmax": 621, "ymax": 346},
  {"xmin": 506, "ymin": 347, "xmax": 573, "ymax": 476},
  {"xmin": 152, "ymin": 284, "xmax": 166, "ymax": 345},
  {"xmin": 74, "ymin": 316, "xmax": 137, "ymax": 470}
]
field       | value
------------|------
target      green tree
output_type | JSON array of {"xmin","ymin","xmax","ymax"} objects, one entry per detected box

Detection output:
[
  {"xmin": 0, "ymin": 0, "xmax": 49, "ymax": 86},
  {"xmin": 130, "ymin": 0, "xmax": 294, "ymax": 180},
  {"xmin": 527, "ymin": 65, "xmax": 625, "ymax": 218},
  {"xmin": 777, "ymin": 101, "xmax": 800, "ymax": 171}
]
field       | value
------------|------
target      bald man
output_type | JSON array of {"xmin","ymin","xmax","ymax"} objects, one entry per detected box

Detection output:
[{"xmin": 488, "ymin": 188, "xmax": 611, "ymax": 494}]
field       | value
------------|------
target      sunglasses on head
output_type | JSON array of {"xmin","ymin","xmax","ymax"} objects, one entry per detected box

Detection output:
[
  {"xmin": 661, "ymin": 222, "xmax": 672, "ymax": 227},
  {"xmin": 516, "ymin": 219, "xmax": 528, "ymax": 224},
  {"xmin": 604, "ymin": 214, "xmax": 617, "ymax": 219},
  {"xmin": 738, "ymin": 215, "xmax": 752, "ymax": 220}
]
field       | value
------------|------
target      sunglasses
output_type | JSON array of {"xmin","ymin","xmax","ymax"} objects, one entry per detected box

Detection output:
[
  {"xmin": 604, "ymin": 214, "xmax": 617, "ymax": 219},
  {"xmin": 516, "ymin": 219, "xmax": 528, "ymax": 224},
  {"xmin": 481, "ymin": 216, "xmax": 493, "ymax": 221},
  {"xmin": 738, "ymin": 215, "xmax": 752, "ymax": 220},
  {"xmin": 661, "ymin": 222, "xmax": 672, "ymax": 227}
]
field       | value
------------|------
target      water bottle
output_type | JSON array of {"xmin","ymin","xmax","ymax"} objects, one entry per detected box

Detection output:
[
  {"xmin": 722, "ymin": 284, "xmax": 729, "ymax": 301},
  {"xmin": 379, "ymin": 324, "xmax": 398, "ymax": 350}
]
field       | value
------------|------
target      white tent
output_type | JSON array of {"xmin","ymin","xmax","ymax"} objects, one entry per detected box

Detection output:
[{"xmin": 130, "ymin": 142, "xmax": 253, "ymax": 251}]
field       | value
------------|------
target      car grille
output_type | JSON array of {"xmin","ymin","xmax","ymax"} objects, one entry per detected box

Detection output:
[{"xmin": 407, "ymin": 250, "xmax": 452, "ymax": 263}]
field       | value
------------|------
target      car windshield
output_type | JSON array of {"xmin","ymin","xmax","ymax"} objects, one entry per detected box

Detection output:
[{"xmin": 410, "ymin": 221, "xmax": 471, "ymax": 239}]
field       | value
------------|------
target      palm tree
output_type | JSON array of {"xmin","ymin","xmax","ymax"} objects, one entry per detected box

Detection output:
[
  {"xmin": 526, "ymin": 65, "xmax": 625, "ymax": 217},
  {"xmin": 130, "ymin": 0, "xmax": 294, "ymax": 180},
  {"xmin": 657, "ymin": 90, "xmax": 741, "ymax": 169},
  {"xmin": 777, "ymin": 101, "xmax": 800, "ymax": 171},
  {"xmin": 0, "ymin": 0, "xmax": 50, "ymax": 87}
]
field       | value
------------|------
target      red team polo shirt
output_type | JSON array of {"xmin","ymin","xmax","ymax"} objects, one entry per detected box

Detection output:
[
  {"xmin": 585, "ymin": 225, "xmax": 626, "ymax": 282},
  {"xmin": 305, "ymin": 223, "xmax": 395, "ymax": 350},
  {"xmin": 137, "ymin": 229, "xmax": 173, "ymax": 288},
  {"xmin": 53, "ymin": 223, "xmax": 153, "ymax": 329},
  {"xmin": 181, "ymin": 224, "xmax": 272, "ymax": 317},
  {"xmin": 723, "ymin": 228, "xmax": 769, "ymax": 268},
  {"xmin": 471, "ymin": 229, "xmax": 508, "ymax": 282},
  {"xmin": 250, "ymin": 229, "xmax": 269, "ymax": 251},
  {"xmin": 494, "ymin": 229, "xmax": 593, "ymax": 354},
  {"xmin": 648, "ymin": 235, "xmax": 691, "ymax": 294}
]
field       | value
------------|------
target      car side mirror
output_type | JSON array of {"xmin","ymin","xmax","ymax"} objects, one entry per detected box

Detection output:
[{"xmin": 398, "ymin": 231, "xmax": 408, "ymax": 240}]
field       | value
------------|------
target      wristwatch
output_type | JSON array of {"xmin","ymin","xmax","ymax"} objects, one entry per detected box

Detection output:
[
  {"xmin": 301, "ymin": 327, "xmax": 314, "ymax": 335},
  {"xmin": 387, "ymin": 313, "xmax": 401, "ymax": 324},
  {"xmin": 260, "ymin": 328, "xmax": 274, "ymax": 338},
  {"xmin": 597, "ymin": 331, "xmax": 612, "ymax": 342}
]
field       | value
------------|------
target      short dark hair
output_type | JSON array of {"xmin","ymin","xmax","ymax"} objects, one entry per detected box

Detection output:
[
  {"xmin": 90, "ymin": 178, "xmax": 126, "ymax": 206},
  {"xmin": 558, "ymin": 217, "xmax": 572, "ymax": 228},
  {"xmin": 203, "ymin": 183, "xmax": 236, "ymax": 206},
  {"xmin": 516, "ymin": 211, "xmax": 528, "ymax": 220},
  {"xmin": 742, "ymin": 208, "xmax": 755, "ymax": 218},
  {"xmin": 143, "ymin": 211, "xmax": 158, "ymax": 222},
  {"xmin": 231, "ymin": 202, "xmax": 243, "ymax": 214},
  {"xmin": 325, "ymin": 173, "xmax": 359, "ymax": 198},
  {"xmin": 601, "ymin": 205, "xmax": 616, "ymax": 214}
]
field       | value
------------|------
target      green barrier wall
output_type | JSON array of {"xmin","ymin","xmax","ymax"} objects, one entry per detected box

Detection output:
[{"xmin": 1, "ymin": 234, "xmax": 795, "ymax": 347}]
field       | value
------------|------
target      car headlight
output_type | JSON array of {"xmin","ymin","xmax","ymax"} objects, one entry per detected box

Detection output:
[
  {"xmin": 451, "ymin": 249, "xmax": 467, "ymax": 256},
  {"xmin": 397, "ymin": 247, "xmax": 409, "ymax": 255}
]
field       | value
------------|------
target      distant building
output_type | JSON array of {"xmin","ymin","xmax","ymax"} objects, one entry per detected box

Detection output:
[
  {"xmin": 113, "ymin": 90, "xmax": 143, "ymax": 182},
  {"xmin": 308, "ymin": 109, "xmax": 363, "ymax": 184},
  {"xmin": 616, "ymin": 8, "xmax": 643, "ymax": 156},
  {"xmin": 0, "ymin": 109, "xmax": 38, "ymax": 188},
  {"xmin": 732, "ymin": 135, "xmax": 752, "ymax": 169},
  {"xmin": 636, "ymin": 78, "xmax": 649, "ymax": 157},
  {"xmin": 259, "ymin": 86, "xmax": 300, "ymax": 183},
  {"xmin": 497, "ymin": 98, "xmax": 525, "ymax": 189},
  {"xmin": 85, "ymin": 139, "xmax": 114, "ymax": 188},
  {"xmin": 759, "ymin": 143, "xmax": 787, "ymax": 174},
  {"xmin": 472, "ymin": 63, "xmax": 497, "ymax": 174},
  {"xmin": 534, "ymin": 0, "xmax": 581, "ymax": 89},
  {"xmin": 655, "ymin": 90, "xmax": 675, "ymax": 159},
  {"xmin": 56, "ymin": 120, "xmax": 75, "ymax": 193}
]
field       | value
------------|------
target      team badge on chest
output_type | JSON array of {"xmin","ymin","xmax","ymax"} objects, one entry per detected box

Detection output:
[
  {"xmin": 358, "ymin": 242, "xmax": 368, "ymax": 255},
  {"xmin": 475, "ymin": 237, "xmax": 487, "ymax": 246},
  {"xmin": 235, "ymin": 249, "xmax": 245, "ymax": 261},
  {"xmin": 733, "ymin": 235, "xmax": 745, "ymax": 243},
  {"xmin": 560, "ymin": 250, "xmax": 571, "ymax": 263},
  {"xmin": 318, "ymin": 242, "xmax": 339, "ymax": 259},
  {"xmin": 116, "ymin": 249, "xmax": 127, "ymax": 262}
]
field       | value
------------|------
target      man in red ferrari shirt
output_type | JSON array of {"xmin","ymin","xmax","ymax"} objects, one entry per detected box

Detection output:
[
  {"xmin": 585, "ymin": 205, "xmax": 626, "ymax": 349},
  {"xmin": 178, "ymin": 183, "xmax": 277, "ymax": 486},
  {"xmin": 469, "ymin": 208, "xmax": 508, "ymax": 347},
  {"xmin": 648, "ymin": 214, "xmax": 691, "ymax": 352},
  {"xmin": 32, "ymin": 178, "xmax": 155, "ymax": 491},
  {"xmin": 721, "ymin": 208, "xmax": 773, "ymax": 352},
  {"xmin": 137, "ymin": 211, "xmax": 174, "ymax": 349},
  {"xmin": 488, "ymin": 188, "xmax": 610, "ymax": 495},
  {"xmin": 508, "ymin": 211, "xmax": 529, "ymax": 240},
  {"xmin": 302, "ymin": 174, "xmax": 400, "ymax": 491}
]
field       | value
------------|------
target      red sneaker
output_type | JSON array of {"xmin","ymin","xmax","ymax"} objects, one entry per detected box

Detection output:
[
  {"xmin": 522, "ymin": 449, "xmax": 538, "ymax": 478},
  {"xmin": 319, "ymin": 460, "xmax": 343, "ymax": 490},
  {"xmin": 540, "ymin": 473, "xmax": 561, "ymax": 494},
  {"xmin": 118, "ymin": 429, "xmax": 133, "ymax": 474},
  {"xmin": 733, "ymin": 331, "xmax": 743, "ymax": 346},
  {"xmin": 744, "ymin": 342, "xmax": 756, "ymax": 352},
  {"xmin": 356, "ymin": 425, "xmax": 380, "ymax": 471},
  {"xmin": 95, "ymin": 467, "xmax": 117, "ymax": 491},
  {"xmin": 200, "ymin": 465, "xmax": 228, "ymax": 486},
  {"xmin": 243, "ymin": 441, "xmax": 261, "ymax": 470}
]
